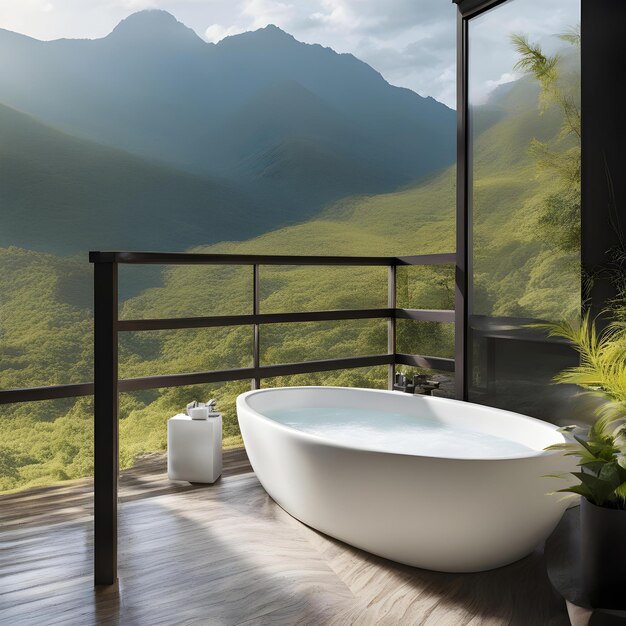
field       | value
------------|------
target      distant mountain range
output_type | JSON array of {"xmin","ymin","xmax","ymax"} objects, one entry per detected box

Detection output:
[
  {"xmin": 0, "ymin": 10, "xmax": 455, "ymax": 253},
  {"xmin": 0, "ymin": 103, "xmax": 269, "ymax": 253}
]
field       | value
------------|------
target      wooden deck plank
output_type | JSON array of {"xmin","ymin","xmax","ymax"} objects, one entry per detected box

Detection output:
[
  {"xmin": 0, "ymin": 448, "xmax": 251, "ymax": 531},
  {"xmin": 0, "ymin": 448, "xmax": 569, "ymax": 625}
]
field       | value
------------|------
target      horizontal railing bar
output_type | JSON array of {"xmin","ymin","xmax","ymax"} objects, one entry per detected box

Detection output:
[
  {"xmin": 118, "ymin": 355, "xmax": 394, "ymax": 392},
  {"xmin": 396, "ymin": 309, "xmax": 455, "ymax": 323},
  {"xmin": 118, "ymin": 367, "xmax": 257, "ymax": 391},
  {"xmin": 395, "ymin": 353, "xmax": 455, "ymax": 372},
  {"xmin": 91, "ymin": 252, "xmax": 395, "ymax": 266},
  {"xmin": 0, "ymin": 353, "xmax": 457, "ymax": 403},
  {"xmin": 395, "ymin": 253, "xmax": 456, "ymax": 266},
  {"xmin": 118, "ymin": 309, "xmax": 396, "ymax": 331},
  {"xmin": 118, "ymin": 308, "xmax": 454, "ymax": 331},
  {"xmin": 0, "ymin": 354, "xmax": 404, "ymax": 402},
  {"xmin": 89, "ymin": 251, "xmax": 456, "ymax": 266},
  {"xmin": 0, "ymin": 382, "xmax": 94, "ymax": 405}
]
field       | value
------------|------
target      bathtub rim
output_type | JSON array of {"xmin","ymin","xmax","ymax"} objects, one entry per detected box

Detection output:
[{"xmin": 236, "ymin": 386, "xmax": 569, "ymax": 462}]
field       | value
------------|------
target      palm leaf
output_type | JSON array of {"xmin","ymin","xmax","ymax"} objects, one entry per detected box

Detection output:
[{"xmin": 557, "ymin": 484, "xmax": 594, "ymax": 501}]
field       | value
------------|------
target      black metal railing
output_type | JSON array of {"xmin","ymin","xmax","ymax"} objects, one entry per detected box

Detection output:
[
  {"xmin": 0, "ymin": 251, "xmax": 456, "ymax": 405},
  {"xmin": 94, "ymin": 251, "xmax": 455, "ymax": 390},
  {"xmin": 88, "ymin": 250, "xmax": 456, "ymax": 585},
  {"xmin": 0, "ymin": 250, "xmax": 457, "ymax": 585}
]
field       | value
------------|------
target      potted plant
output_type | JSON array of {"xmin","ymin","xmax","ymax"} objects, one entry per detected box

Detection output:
[{"xmin": 542, "ymin": 313, "xmax": 626, "ymax": 608}]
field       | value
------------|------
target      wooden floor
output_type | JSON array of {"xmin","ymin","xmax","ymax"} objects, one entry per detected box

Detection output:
[{"xmin": 0, "ymin": 449, "xmax": 569, "ymax": 626}]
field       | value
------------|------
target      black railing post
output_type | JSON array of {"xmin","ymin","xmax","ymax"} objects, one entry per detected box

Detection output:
[
  {"xmin": 388, "ymin": 264, "xmax": 397, "ymax": 390},
  {"xmin": 455, "ymin": 5, "xmax": 470, "ymax": 401},
  {"xmin": 252, "ymin": 264, "xmax": 261, "ymax": 390},
  {"xmin": 93, "ymin": 259, "xmax": 118, "ymax": 585}
]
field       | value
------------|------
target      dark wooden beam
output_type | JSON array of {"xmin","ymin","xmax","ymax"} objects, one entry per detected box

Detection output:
[
  {"xmin": 88, "ymin": 251, "xmax": 455, "ymax": 267},
  {"xmin": 89, "ymin": 251, "xmax": 396, "ymax": 266},
  {"xmin": 581, "ymin": 0, "xmax": 626, "ymax": 322}
]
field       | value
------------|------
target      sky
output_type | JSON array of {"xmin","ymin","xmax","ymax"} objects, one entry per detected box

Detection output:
[{"xmin": 0, "ymin": 0, "xmax": 578, "ymax": 108}]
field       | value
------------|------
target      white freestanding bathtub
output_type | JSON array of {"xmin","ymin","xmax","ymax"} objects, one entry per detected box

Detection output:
[{"xmin": 236, "ymin": 386, "xmax": 573, "ymax": 573}]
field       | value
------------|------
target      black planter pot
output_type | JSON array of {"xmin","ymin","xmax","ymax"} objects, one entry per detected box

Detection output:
[{"xmin": 581, "ymin": 497, "xmax": 626, "ymax": 609}]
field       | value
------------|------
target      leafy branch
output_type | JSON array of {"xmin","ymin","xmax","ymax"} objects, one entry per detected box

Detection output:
[
  {"xmin": 546, "ymin": 420, "xmax": 626, "ymax": 508},
  {"xmin": 511, "ymin": 29, "xmax": 581, "ymax": 252},
  {"xmin": 537, "ymin": 277, "xmax": 626, "ymax": 509}
]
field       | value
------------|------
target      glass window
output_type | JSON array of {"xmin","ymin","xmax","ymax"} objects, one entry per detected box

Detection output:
[{"xmin": 467, "ymin": 0, "xmax": 581, "ymax": 420}]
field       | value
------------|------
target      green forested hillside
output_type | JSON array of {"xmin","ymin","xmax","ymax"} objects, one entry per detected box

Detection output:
[
  {"xmin": 0, "ymin": 103, "xmax": 273, "ymax": 255},
  {"xmin": 0, "ymin": 56, "xmax": 580, "ymax": 492}
]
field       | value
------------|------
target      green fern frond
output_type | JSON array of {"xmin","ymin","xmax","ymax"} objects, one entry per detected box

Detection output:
[{"xmin": 538, "ymin": 311, "xmax": 626, "ymax": 413}]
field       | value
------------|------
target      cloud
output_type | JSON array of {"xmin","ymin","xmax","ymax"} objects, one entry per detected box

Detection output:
[
  {"xmin": 205, "ymin": 23, "xmax": 245, "ymax": 42},
  {"xmin": 0, "ymin": 0, "xmax": 580, "ymax": 108},
  {"xmin": 256, "ymin": 0, "xmax": 458, "ymax": 105},
  {"xmin": 115, "ymin": 0, "xmax": 158, "ymax": 8},
  {"xmin": 0, "ymin": 0, "xmax": 55, "ymax": 12},
  {"xmin": 241, "ymin": 0, "xmax": 295, "ymax": 29},
  {"xmin": 467, "ymin": 0, "xmax": 578, "ymax": 106},
  {"xmin": 307, "ymin": 0, "xmax": 376, "ymax": 31}
]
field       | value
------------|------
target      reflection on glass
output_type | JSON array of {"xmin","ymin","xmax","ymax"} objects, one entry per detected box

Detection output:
[{"xmin": 467, "ymin": 0, "xmax": 581, "ymax": 421}]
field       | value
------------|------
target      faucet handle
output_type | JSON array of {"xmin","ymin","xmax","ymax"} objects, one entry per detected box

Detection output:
[{"xmin": 413, "ymin": 374, "xmax": 428, "ymax": 386}]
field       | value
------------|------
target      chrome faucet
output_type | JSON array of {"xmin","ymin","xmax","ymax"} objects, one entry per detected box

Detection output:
[
  {"xmin": 186, "ymin": 398, "xmax": 218, "ymax": 415},
  {"xmin": 394, "ymin": 372, "xmax": 440, "ymax": 396}
]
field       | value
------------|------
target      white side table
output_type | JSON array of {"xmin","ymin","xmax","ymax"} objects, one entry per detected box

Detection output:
[{"xmin": 167, "ymin": 413, "xmax": 222, "ymax": 483}]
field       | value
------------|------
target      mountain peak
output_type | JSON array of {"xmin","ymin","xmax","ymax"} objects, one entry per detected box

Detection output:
[
  {"xmin": 257, "ymin": 24, "xmax": 292, "ymax": 38},
  {"xmin": 218, "ymin": 24, "xmax": 296, "ymax": 48},
  {"xmin": 108, "ymin": 10, "xmax": 204, "ymax": 45}
]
